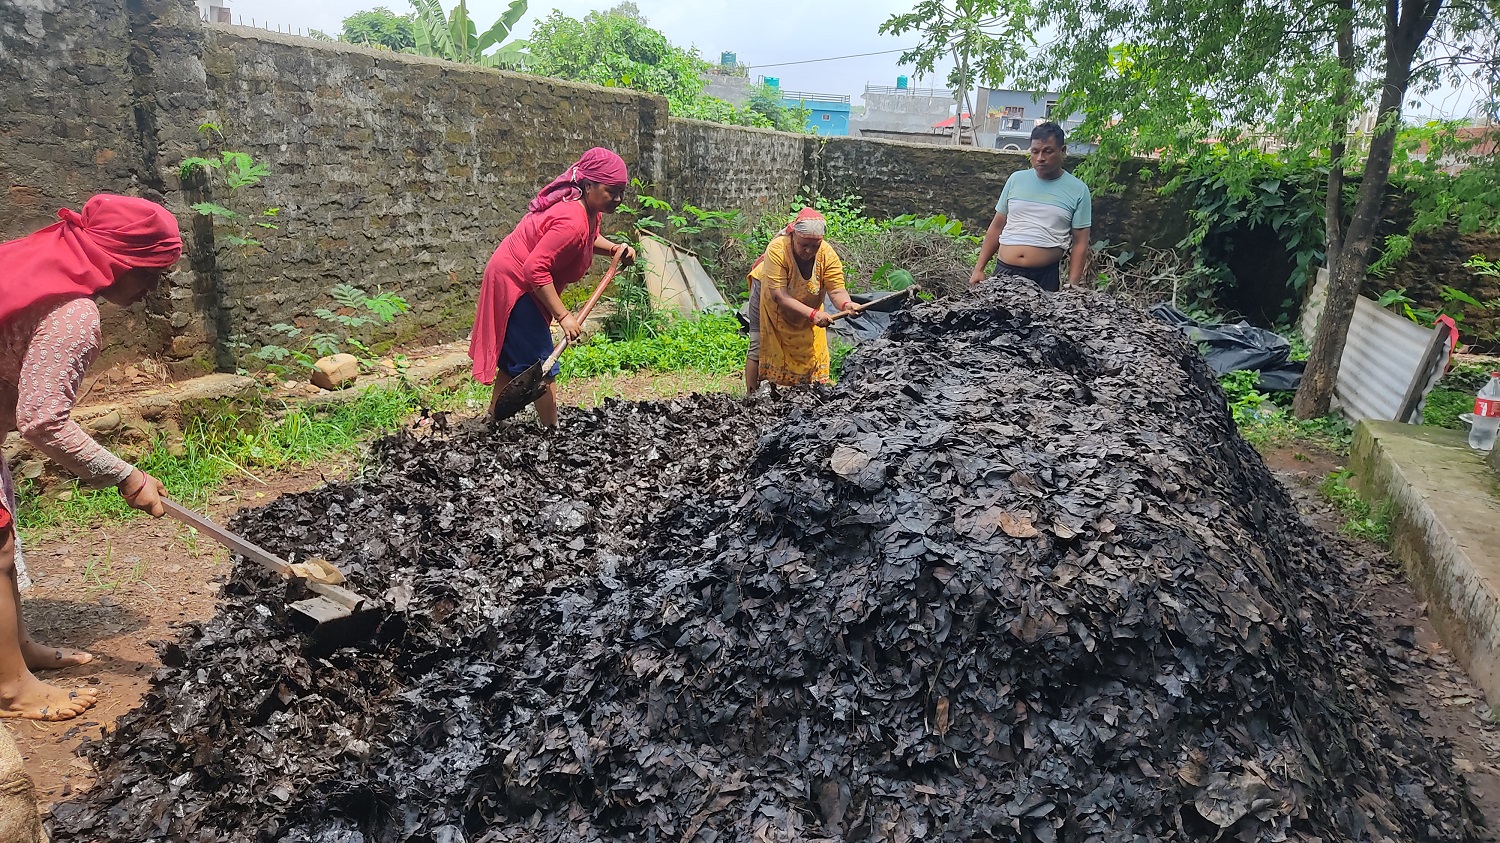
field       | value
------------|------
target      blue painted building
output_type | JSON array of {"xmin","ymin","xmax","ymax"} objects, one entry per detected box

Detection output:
[{"xmin": 763, "ymin": 78, "xmax": 851, "ymax": 135}]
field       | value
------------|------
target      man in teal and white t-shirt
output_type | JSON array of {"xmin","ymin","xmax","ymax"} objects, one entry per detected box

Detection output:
[{"xmin": 969, "ymin": 122, "xmax": 1092, "ymax": 292}]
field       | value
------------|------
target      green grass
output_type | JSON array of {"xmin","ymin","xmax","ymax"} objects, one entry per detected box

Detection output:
[
  {"xmin": 561, "ymin": 312, "xmax": 748, "ymax": 380},
  {"xmin": 1219, "ymin": 371, "xmax": 1352, "ymax": 453},
  {"xmin": 18, "ymin": 379, "xmax": 489, "ymax": 538},
  {"xmin": 1422, "ymin": 360, "xmax": 1493, "ymax": 429},
  {"xmin": 1319, "ymin": 468, "xmax": 1394, "ymax": 545}
]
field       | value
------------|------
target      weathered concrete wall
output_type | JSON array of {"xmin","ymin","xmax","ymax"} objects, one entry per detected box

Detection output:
[
  {"xmin": 0, "ymin": 0, "xmax": 142, "ymax": 231},
  {"xmin": 7, "ymin": 2, "xmax": 1485, "ymax": 371},
  {"xmin": 662, "ymin": 119, "xmax": 809, "ymax": 230},
  {"xmin": 0, "ymin": 0, "xmax": 171, "ymax": 363},
  {"xmin": 183, "ymin": 26, "xmax": 663, "ymax": 362},
  {"xmin": 815, "ymin": 137, "xmax": 1190, "ymax": 250}
]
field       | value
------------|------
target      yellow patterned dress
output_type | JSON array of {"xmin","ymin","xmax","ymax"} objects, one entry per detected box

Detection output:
[{"xmin": 750, "ymin": 235, "xmax": 846, "ymax": 385}]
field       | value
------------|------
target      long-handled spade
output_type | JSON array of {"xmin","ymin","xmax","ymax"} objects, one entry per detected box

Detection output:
[
  {"xmin": 162, "ymin": 499, "xmax": 368, "ymax": 631},
  {"xmin": 488, "ymin": 251, "xmax": 624, "ymax": 425}
]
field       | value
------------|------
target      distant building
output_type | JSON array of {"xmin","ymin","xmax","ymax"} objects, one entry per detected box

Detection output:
[
  {"xmin": 704, "ymin": 51, "xmax": 752, "ymax": 106},
  {"xmin": 974, "ymin": 88, "xmax": 1093, "ymax": 153},
  {"xmin": 759, "ymin": 79, "xmax": 849, "ymax": 135},
  {"xmin": 851, "ymin": 79, "xmax": 956, "ymax": 139},
  {"xmin": 195, "ymin": 0, "xmax": 232, "ymax": 22}
]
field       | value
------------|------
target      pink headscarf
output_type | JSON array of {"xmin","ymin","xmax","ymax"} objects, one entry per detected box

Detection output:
[
  {"xmin": 749, "ymin": 208, "xmax": 828, "ymax": 277},
  {"xmin": 528, "ymin": 148, "xmax": 629, "ymax": 215},
  {"xmin": 784, "ymin": 207, "xmax": 827, "ymax": 237},
  {"xmin": 0, "ymin": 194, "xmax": 182, "ymax": 326}
]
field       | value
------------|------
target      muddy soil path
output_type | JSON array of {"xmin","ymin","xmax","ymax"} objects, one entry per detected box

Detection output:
[
  {"xmin": 1265, "ymin": 445, "xmax": 1500, "ymax": 838},
  {"xmin": 10, "ymin": 464, "xmax": 348, "ymax": 805},
  {"xmin": 11, "ymin": 428, "xmax": 1500, "ymax": 834}
]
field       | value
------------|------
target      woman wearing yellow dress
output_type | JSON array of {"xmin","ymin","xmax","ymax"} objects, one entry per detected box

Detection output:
[{"xmin": 745, "ymin": 208, "xmax": 858, "ymax": 388}]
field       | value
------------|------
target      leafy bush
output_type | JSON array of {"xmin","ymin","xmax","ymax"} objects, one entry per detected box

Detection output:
[
  {"xmin": 562, "ymin": 313, "xmax": 747, "ymax": 379},
  {"xmin": 1219, "ymin": 370, "xmax": 1351, "ymax": 452},
  {"xmin": 248, "ymin": 284, "xmax": 409, "ymax": 372}
]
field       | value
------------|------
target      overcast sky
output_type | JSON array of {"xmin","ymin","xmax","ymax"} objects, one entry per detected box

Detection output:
[
  {"xmin": 217, "ymin": 0, "xmax": 1480, "ymax": 119},
  {"xmin": 219, "ymin": 0, "xmax": 961, "ymax": 106}
]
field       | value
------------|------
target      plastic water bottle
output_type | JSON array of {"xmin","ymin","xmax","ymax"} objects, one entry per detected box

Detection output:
[{"xmin": 1470, "ymin": 372, "xmax": 1500, "ymax": 451}]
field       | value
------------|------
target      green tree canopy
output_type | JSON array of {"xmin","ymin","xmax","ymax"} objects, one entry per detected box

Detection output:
[
  {"xmin": 524, "ymin": 6, "xmax": 812, "ymax": 132},
  {"xmin": 911, "ymin": 0, "xmax": 1499, "ymax": 415},
  {"xmin": 525, "ymin": 6, "xmax": 709, "ymax": 108},
  {"xmin": 340, "ymin": 7, "xmax": 417, "ymax": 51}
]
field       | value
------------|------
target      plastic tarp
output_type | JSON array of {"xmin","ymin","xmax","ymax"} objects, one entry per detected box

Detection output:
[
  {"xmin": 1150, "ymin": 305, "xmax": 1305, "ymax": 391},
  {"xmin": 738, "ymin": 291, "xmax": 912, "ymax": 346}
]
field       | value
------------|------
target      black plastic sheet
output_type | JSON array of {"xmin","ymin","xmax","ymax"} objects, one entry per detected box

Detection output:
[
  {"xmin": 738, "ymin": 292, "xmax": 910, "ymax": 346},
  {"xmin": 50, "ymin": 281, "xmax": 1478, "ymax": 843},
  {"xmin": 1150, "ymin": 304, "xmax": 1305, "ymax": 391}
]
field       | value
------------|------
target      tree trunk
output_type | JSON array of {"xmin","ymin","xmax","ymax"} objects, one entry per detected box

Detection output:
[
  {"xmin": 1294, "ymin": 0, "xmax": 1441, "ymax": 419},
  {"xmin": 1323, "ymin": 0, "xmax": 1354, "ymax": 273}
]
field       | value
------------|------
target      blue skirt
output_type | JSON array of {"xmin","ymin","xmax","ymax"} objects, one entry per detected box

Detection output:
[{"xmin": 500, "ymin": 294, "xmax": 560, "ymax": 379}]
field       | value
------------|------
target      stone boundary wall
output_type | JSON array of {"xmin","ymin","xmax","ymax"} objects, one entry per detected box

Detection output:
[
  {"xmin": 8, "ymin": 0, "xmax": 1486, "ymax": 370},
  {"xmin": 0, "ymin": 0, "xmax": 1196, "ymax": 372}
]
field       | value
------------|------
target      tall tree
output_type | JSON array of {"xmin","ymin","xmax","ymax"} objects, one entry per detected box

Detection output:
[
  {"xmin": 965, "ymin": 0, "xmax": 1497, "ymax": 417},
  {"xmin": 525, "ymin": 7, "xmax": 709, "ymax": 109},
  {"xmin": 881, "ymin": 0, "xmax": 1028, "ymax": 143},
  {"xmin": 409, "ymin": 0, "xmax": 528, "ymax": 68},
  {"xmin": 340, "ymin": 7, "xmax": 417, "ymax": 51}
]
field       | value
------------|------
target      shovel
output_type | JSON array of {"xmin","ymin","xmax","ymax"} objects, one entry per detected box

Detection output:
[
  {"xmin": 489, "ymin": 251, "xmax": 624, "ymax": 424},
  {"xmin": 826, "ymin": 287, "xmax": 919, "ymax": 323},
  {"xmin": 162, "ymin": 499, "xmax": 368, "ymax": 629}
]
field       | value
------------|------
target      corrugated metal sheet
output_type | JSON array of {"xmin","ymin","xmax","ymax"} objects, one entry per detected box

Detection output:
[
  {"xmin": 640, "ymin": 237, "xmax": 727, "ymax": 318},
  {"xmin": 1300, "ymin": 269, "xmax": 1451, "ymax": 423}
]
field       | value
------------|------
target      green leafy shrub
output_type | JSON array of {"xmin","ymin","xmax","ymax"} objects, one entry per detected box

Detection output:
[
  {"xmin": 1219, "ymin": 370, "xmax": 1351, "ymax": 452},
  {"xmin": 248, "ymin": 284, "xmax": 409, "ymax": 371},
  {"xmin": 179, "ymin": 123, "xmax": 280, "ymax": 249},
  {"xmin": 562, "ymin": 312, "xmax": 747, "ymax": 379}
]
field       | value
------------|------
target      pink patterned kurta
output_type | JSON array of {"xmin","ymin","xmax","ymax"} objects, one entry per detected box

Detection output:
[{"xmin": 0, "ymin": 298, "xmax": 135, "ymax": 587}]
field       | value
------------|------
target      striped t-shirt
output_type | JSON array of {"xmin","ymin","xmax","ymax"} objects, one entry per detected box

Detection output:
[{"xmin": 996, "ymin": 169, "xmax": 1092, "ymax": 250}]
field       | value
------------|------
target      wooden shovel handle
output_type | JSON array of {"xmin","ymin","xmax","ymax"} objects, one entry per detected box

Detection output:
[
  {"xmin": 537, "ymin": 250, "xmax": 625, "ymax": 372},
  {"xmin": 828, "ymin": 288, "xmax": 914, "ymax": 323}
]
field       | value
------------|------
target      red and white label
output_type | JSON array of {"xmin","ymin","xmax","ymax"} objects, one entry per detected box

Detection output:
[{"xmin": 1476, "ymin": 397, "xmax": 1500, "ymax": 418}]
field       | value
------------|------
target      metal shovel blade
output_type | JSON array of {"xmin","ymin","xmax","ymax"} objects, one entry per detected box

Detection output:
[
  {"xmin": 489, "ymin": 362, "xmax": 549, "ymax": 424},
  {"xmin": 161, "ymin": 499, "xmax": 365, "ymax": 627}
]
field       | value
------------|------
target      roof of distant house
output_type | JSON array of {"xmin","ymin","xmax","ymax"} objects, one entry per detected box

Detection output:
[{"xmin": 932, "ymin": 113, "xmax": 972, "ymax": 129}]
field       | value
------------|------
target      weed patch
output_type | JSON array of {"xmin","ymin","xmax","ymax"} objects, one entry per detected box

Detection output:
[
  {"xmin": 1220, "ymin": 370, "xmax": 1351, "ymax": 453},
  {"xmin": 1318, "ymin": 468, "xmax": 1393, "ymax": 546},
  {"xmin": 562, "ymin": 313, "xmax": 747, "ymax": 379},
  {"xmin": 17, "ymin": 379, "xmax": 489, "ymax": 538}
]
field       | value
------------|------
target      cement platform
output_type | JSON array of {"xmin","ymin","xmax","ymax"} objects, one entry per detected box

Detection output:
[{"xmin": 1349, "ymin": 421, "xmax": 1500, "ymax": 705}]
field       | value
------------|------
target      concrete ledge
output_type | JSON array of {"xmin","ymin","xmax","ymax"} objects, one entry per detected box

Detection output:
[{"xmin": 1350, "ymin": 420, "xmax": 1500, "ymax": 705}]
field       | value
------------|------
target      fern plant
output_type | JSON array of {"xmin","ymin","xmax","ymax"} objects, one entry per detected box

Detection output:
[
  {"xmin": 248, "ymin": 284, "xmax": 410, "ymax": 372},
  {"xmin": 179, "ymin": 123, "xmax": 280, "ymax": 249}
]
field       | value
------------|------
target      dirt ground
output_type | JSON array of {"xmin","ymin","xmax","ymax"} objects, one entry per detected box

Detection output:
[{"xmin": 10, "ymin": 424, "xmax": 1500, "ymax": 834}]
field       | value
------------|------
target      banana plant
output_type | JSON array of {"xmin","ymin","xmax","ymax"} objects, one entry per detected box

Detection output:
[{"xmin": 410, "ymin": 0, "xmax": 529, "ymax": 68}]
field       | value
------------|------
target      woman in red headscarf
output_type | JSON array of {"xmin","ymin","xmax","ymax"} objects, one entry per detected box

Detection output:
[
  {"xmin": 0, "ymin": 194, "xmax": 180, "ymax": 720},
  {"xmin": 470, "ymin": 148, "xmax": 635, "ymax": 427}
]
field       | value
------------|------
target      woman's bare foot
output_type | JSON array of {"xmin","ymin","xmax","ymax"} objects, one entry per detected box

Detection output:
[
  {"xmin": 0, "ymin": 674, "xmax": 98, "ymax": 721},
  {"xmin": 21, "ymin": 638, "xmax": 93, "ymax": 670}
]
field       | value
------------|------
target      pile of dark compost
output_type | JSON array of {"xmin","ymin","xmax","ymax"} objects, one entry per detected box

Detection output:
[{"xmin": 50, "ymin": 279, "xmax": 1478, "ymax": 842}]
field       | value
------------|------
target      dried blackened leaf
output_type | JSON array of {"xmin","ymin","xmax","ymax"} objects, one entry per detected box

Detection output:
[{"xmin": 48, "ymin": 279, "xmax": 1478, "ymax": 843}]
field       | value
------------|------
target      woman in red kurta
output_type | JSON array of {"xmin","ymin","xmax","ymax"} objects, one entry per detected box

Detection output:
[
  {"xmin": 0, "ymin": 194, "xmax": 180, "ymax": 720},
  {"xmin": 470, "ymin": 148, "xmax": 634, "ymax": 427}
]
